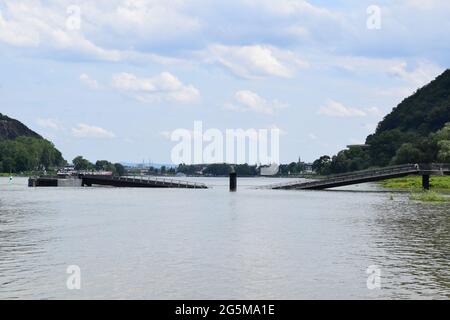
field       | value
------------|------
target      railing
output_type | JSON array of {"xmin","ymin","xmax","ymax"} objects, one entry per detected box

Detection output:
[
  {"xmin": 261, "ymin": 164, "xmax": 421, "ymax": 190},
  {"xmin": 92, "ymin": 175, "xmax": 207, "ymax": 189}
]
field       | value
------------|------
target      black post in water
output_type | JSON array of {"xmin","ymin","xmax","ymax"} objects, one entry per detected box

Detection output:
[
  {"xmin": 422, "ymin": 174, "xmax": 430, "ymax": 190},
  {"xmin": 229, "ymin": 167, "xmax": 237, "ymax": 192}
]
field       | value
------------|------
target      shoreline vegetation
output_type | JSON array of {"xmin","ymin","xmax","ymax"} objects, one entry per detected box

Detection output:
[
  {"xmin": 409, "ymin": 191, "xmax": 450, "ymax": 202},
  {"xmin": 380, "ymin": 176, "xmax": 450, "ymax": 202},
  {"xmin": 379, "ymin": 176, "xmax": 450, "ymax": 191}
]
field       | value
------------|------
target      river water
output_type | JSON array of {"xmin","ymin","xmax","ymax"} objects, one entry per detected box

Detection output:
[{"xmin": 0, "ymin": 177, "xmax": 448, "ymax": 299}]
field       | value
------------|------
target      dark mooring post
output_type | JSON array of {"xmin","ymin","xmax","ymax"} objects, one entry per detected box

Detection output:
[
  {"xmin": 229, "ymin": 167, "xmax": 237, "ymax": 192},
  {"xmin": 422, "ymin": 174, "xmax": 430, "ymax": 190}
]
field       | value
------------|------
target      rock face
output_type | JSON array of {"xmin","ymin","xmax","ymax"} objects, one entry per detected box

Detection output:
[{"xmin": 0, "ymin": 113, "xmax": 42, "ymax": 140}]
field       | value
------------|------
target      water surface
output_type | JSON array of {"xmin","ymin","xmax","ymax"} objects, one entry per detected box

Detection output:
[{"xmin": 0, "ymin": 177, "xmax": 448, "ymax": 299}]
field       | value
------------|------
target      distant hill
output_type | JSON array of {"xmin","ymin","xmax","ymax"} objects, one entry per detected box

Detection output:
[
  {"xmin": 366, "ymin": 69, "xmax": 450, "ymax": 166},
  {"xmin": 374, "ymin": 69, "xmax": 450, "ymax": 135},
  {"xmin": 314, "ymin": 69, "xmax": 450, "ymax": 174},
  {"xmin": 0, "ymin": 113, "xmax": 65, "ymax": 173},
  {"xmin": 0, "ymin": 113, "xmax": 42, "ymax": 140}
]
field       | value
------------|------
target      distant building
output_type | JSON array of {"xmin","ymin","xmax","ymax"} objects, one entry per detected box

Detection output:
[
  {"xmin": 260, "ymin": 163, "xmax": 280, "ymax": 176},
  {"xmin": 346, "ymin": 144, "xmax": 370, "ymax": 149},
  {"xmin": 303, "ymin": 163, "xmax": 314, "ymax": 173}
]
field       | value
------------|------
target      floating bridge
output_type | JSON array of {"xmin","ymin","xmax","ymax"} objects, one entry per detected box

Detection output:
[
  {"xmin": 29, "ymin": 175, "xmax": 208, "ymax": 189},
  {"xmin": 80, "ymin": 175, "xmax": 208, "ymax": 189},
  {"xmin": 261, "ymin": 163, "xmax": 450, "ymax": 190}
]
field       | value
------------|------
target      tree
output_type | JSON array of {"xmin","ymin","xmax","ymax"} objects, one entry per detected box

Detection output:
[
  {"xmin": 437, "ymin": 140, "xmax": 450, "ymax": 163},
  {"xmin": 312, "ymin": 155, "xmax": 331, "ymax": 175},
  {"xmin": 114, "ymin": 163, "xmax": 125, "ymax": 176},
  {"xmin": 392, "ymin": 143, "xmax": 424, "ymax": 164},
  {"xmin": 73, "ymin": 156, "xmax": 93, "ymax": 171},
  {"xmin": 95, "ymin": 160, "xmax": 115, "ymax": 172}
]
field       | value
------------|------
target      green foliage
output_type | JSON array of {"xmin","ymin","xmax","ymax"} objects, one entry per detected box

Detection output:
[
  {"xmin": 410, "ymin": 191, "xmax": 450, "ymax": 202},
  {"xmin": 312, "ymin": 155, "xmax": 331, "ymax": 175},
  {"xmin": 380, "ymin": 176, "xmax": 450, "ymax": 190},
  {"xmin": 0, "ymin": 137, "xmax": 65, "ymax": 173},
  {"xmin": 392, "ymin": 143, "xmax": 424, "ymax": 164},
  {"xmin": 176, "ymin": 163, "xmax": 257, "ymax": 176},
  {"xmin": 114, "ymin": 163, "xmax": 125, "ymax": 176},
  {"xmin": 318, "ymin": 69, "xmax": 450, "ymax": 173},
  {"xmin": 73, "ymin": 156, "xmax": 94, "ymax": 171},
  {"xmin": 278, "ymin": 162, "xmax": 306, "ymax": 175}
]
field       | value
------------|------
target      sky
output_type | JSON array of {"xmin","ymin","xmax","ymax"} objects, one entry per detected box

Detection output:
[{"xmin": 0, "ymin": 0, "xmax": 449, "ymax": 164}]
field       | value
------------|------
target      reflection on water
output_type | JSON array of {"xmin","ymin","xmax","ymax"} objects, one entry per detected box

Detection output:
[
  {"xmin": 370, "ymin": 199, "xmax": 449, "ymax": 298},
  {"xmin": 0, "ymin": 177, "xmax": 448, "ymax": 299}
]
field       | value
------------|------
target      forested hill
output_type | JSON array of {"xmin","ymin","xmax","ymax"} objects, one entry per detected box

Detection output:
[
  {"xmin": 0, "ymin": 113, "xmax": 65, "ymax": 173},
  {"xmin": 0, "ymin": 113, "xmax": 42, "ymax": 139},
  {"xmin": 313, "ymin": 69, "xmax": 450, "ymax": 174},
  {"xmin": 374, "ymin": 69, "xmax": 450, "ymax": 135},
  {"xmin": 365, "ymin": 69, "xmax": 450, "ymax": 167}
]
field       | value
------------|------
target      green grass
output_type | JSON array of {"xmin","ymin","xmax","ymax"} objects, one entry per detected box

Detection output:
[
  {"xmin": 410, "ymin": 191, "xmax": 450, "ymax": 202},
  {"xmin": 380, "ymin": 176, "xmax": 450, "ymax": 190}
]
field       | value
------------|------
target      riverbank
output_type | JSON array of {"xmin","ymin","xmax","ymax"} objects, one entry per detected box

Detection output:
[{"xmin": 380, "ymin": 176, "xmax": 450, "ymax": 191}]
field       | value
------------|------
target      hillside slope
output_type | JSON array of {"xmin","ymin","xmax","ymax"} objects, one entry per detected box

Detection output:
[
  {"xmin": 366, "ymin": 69, "xmax": 450, "ymax": 166},
  {"xmin": 314, "ymin": 69, "xmax": 450, "ymax": 174},
  {"xmin": 0, "ymin": 113, "xmax": 65, "ymax": 172},
  {"xmin": 0, "ymin": 113, "xmax": 42, "ymax": 140}
]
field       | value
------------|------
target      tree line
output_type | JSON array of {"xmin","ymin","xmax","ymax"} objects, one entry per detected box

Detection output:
[
  {"xmin": 0, "ymin": 137, "xmax": 65, "ymax": 173},
  {"xmin": 72, "ymin": 156, "xmax": 125, "ymax": 176}
]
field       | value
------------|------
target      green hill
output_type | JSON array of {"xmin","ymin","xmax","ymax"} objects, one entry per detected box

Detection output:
[
  {"xmin": 314, "ymin": 69, "xmax": 450, "ymax": 174},
  {"xmin": 0, "ymin": 113, "xmax": 65, "ymax": 173}
]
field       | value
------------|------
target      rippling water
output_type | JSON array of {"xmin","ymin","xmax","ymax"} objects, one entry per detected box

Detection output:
[{"xmin": 0, "ymin": 177, "xmax": 448, "ymax": 299}]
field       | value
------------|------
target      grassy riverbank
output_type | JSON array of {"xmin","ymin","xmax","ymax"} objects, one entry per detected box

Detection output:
[
  {"xmin": 410, "ymin": 191, "xmax": 450, "ymax": 202},
  {"xmin": 380, "ymin": 176, "xmax": 450, "ymax": 191}
]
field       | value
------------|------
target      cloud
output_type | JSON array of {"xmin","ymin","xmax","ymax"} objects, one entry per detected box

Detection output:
[
  {"xmin": 99, "ymin": 0, "xmax": 201, "ymax": 40},
  {"xmin": 112, "ymin": 72, "xmax": 200, "ymax": 103},
  {"xmin": 72, "ymin": 124, "xmax": 115, "ymax": 138},
  {"xmin": 225, "ymin": 90, "xmax": 287, "ymax": 115},
  {"xmin": 203, "ymin": 44, "xmax": 307, "ymax": 79},
  {"xmin": 244, "ymin": 0, "xmax": 337, "ymax": 18},
  {"xmin": 79, "ymin": 73, "xmax": 100, "ymax": 89},
  {"xmin": 318, "ymin": 100, "xmax": 367, "ymax": 118},
  {"xmin": 36, "ymin": 118, "xmax": 63, "ymax": 130},
  {"xmin": 388, "ymin": 61, "xmax": 443, "ymax": 89}
]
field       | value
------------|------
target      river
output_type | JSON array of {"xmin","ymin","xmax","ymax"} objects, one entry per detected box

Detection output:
[{"xmin": 0, "ymin": 177, "xmax": 448, "ymax": 299}]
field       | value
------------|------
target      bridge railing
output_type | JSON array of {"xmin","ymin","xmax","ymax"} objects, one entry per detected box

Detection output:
[
  {"xmin": 262, "ymin": 164, "xmax": 420, "ymax": 189},
  {"xmin": 83, "ymin": 174, "xmax": 207, "ymax": 188}
]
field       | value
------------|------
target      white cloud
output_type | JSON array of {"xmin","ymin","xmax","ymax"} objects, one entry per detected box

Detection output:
[
  {"xmin": 225, "ymin": 90, "xmax": 287, "ymax": 115},
  {"xmin": 72, "ymin": 124, "xmax": 115, "ymax": 138},
  {"xmin": 318, "ymin": 100, "xmax": 367, "ymax": 117},
  {"xmin": 36, "ymin": 118, "xmax": 63, "ymax": 130},
  {"xmin": 203, "ymin": 44, "xmax": 307, "ymax": 79},
  {"xmin": 102, "ymin": 0, "xmax": 200, "ymax": 39},
  {"xmin": 373, "ymin": 61, "xmax": 443, "ymax": 100},
  {"xmin": 388, "ymin": 61, "xmax": 443, "ymax": 89},
  {"xmin": 79, "ymin": 73, "xmax": 100, "ymax": 89},
  {"xmin": 112, "ymin": 72, "xmax": 200, "ymax": 103},
  {"xmin": 403, "ymin": 0, "xmax": 450, "ymax": 10},
  {"xmin": 0, "ymin": 1, "xmax": 194, "ymax": 64},
  {"xmin": 244, "ymin": 0, "xmax": 337, "ymax": 19}
]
